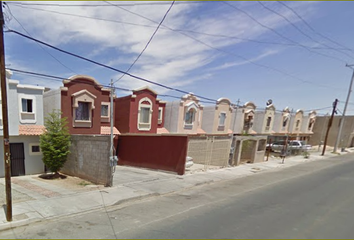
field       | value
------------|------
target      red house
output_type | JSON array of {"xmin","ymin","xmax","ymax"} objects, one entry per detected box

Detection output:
[
  {"xmin": 43, "ymin": 75, "xmax": 120, "ymax": 135},
  {"xmin": 114, "ymin": 86, "xmax": 168, "ymax": 134}
]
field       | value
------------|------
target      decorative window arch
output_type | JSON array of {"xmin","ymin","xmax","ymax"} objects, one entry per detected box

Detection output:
[
  {"xmin": 184, "ymin": 102, "xmax": 198, "ymax": 129},
  {"xmin": 137, "ymin": 97, "xmax": 153, "ymax": 131},
  {"xmin": 72, "ymin": 89, "xmax": 96, "ymax": 128}
]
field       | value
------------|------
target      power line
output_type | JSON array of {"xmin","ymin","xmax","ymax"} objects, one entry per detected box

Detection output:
[
  {"xmin": 3, "ymin": 3, "xmax": 76, "ymax": 74},
  {"xmin": 113, "ymin": 1, "xmax": 175, "ymax": 84},
  {"xmin": 5, "ymin": 1, "xmax": 200, "ymax": 7},
  {"xmin": 8, "ymin": 3, "xmax": 348, "ymax": 52},
  {"xmin": 105, "ymin": 1, "xmax": 345, "ymax": 91},
  {"xmin": 6, "ymin": 29, "xmax": 218, "ymax": 103},
  {"xmin": 257, "ymin": 1, "xmax": 354, "ymax": 60},
  {"xmin": 223, "ymin": 1, "xmax": 347, "ymax": 64},
  {"xmin": 277, "ymin": 1, "xmax": 354, "ymax": 53}
]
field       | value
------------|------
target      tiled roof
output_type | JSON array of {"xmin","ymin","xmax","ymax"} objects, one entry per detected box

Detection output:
[
  {"xmin": 197, "ymin": 128, "xmax": 206, "ymax": 134},
  {"xmin": 19, "ymin": 125, "xmax": 45, "ymax": 136},
  {"xmin": 100, "ymin": 126, "xmax": 120, "ymax": 135},
  {"xmin": 157, "ymin": 127, "xmax": 169, "ymax": 134}
]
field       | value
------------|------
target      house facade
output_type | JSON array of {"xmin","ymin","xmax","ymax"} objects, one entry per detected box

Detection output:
[
  {"xmin": 201, "ymin": 98, "xmax": 233, "ymax": 135},
  {"xmin": 43, "ymin": 75, "xmax": 119, "ymax": 135},
  {"xmin": 114, "ymin": 86, "xmax": 168, "ymax": 134},
  {"xmin": 0, "ymin": 70, "xmax": 46, "ymax": 177},
  {"xmin": 164, "ymin": 93, "xmax": 205, "ymax": 135},
  {"xmin": 230, "ymin": 101, "xmax": 257, "ymax": 135},
  {"xmin": 252, "ymin": 104, "xmax": 276, "ymax": 135}
]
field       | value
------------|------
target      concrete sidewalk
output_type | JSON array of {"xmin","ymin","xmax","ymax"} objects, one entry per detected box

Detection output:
[{"xmin": 0, "ymin": 148, "xmax": 352, "ymax": 231}]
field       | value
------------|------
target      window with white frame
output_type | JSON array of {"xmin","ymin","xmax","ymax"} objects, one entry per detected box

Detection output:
[
  {"xmin": 158, "ymin": 107, "xmax": 163, "ymax": 124},
  {"xmin": 138, "ymin": 97, "xmax": 153, "ymax": 131},
  {"xmin": 75, "ymin": 102, "xmax": 90, "ymax": 120},
  {"xmin": 29, "ymin": 143, "xmax": 41, "ymax": 156},
  {"xmin": 72, "ymin": 89, "xmax": 96, "ymax": 128},
  {"xmin": 185, "ymin": 108, "xmax": 196, "ymax": 125},
  {"xmin": 282, "ymin": 116, "xmax": 288, "ymax": 127},
  {"xmin": 22, "ymin": 99, "xmax": 33, "ymax": 113},
  {"xmin": 101, "ymin": 102, "xmax": 110, "ymax": 123},
  {"xmin": 219, "ymin": 112, "xmax": 226, "ymax": 126},
  {"xmin": 18, "ymin": 94, "xmax": 36, "ymax": 124},
  {"xmin": 296, "ymin": 119, "xmax": 300, "ymax": 128}
]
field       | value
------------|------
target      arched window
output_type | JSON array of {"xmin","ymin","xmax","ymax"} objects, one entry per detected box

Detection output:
[
  {"xmin": 185, "ymin": 108, "xmax": 196, "ymax": 125},
  {"xmin": 138, "ymin": 97, "xmax": 153, "ymax": 131}
]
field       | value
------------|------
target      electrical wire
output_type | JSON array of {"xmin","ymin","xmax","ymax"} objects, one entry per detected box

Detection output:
[
  {"xmin": 5, "ymin": 1, "xmax": 200, "ymax": 7},
  {"xmin": 223, "ymin": 1, "xmax": 347, "ymax": 64},
  {"xmin": 257, "ymin": 1, "xmax": 354, "ymax": 60},
  {"xmin": 6, "ymin": 29, "xmax": 218, "ymax": 103},
  {"xmin": 3, "ymin": 3, "xmax": 77, "ymax": 74},
  {"xmin": 8, "ymin": 3, "xmax": 346, "ymax": 91},
  {"xmin": 277, "ymin": 1, "xmax": 354, "ymax": 53},
  {"xmin": 113, "ymin": 1, "xmax": 175, "ymax": 84},
  {"xmin": 8, "ymin": 3, "xmax": 346, "ymax": 52}
]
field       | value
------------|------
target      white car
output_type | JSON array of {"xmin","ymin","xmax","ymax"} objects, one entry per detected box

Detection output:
[{"xmin": 185, "ymin": 156, "xmax": 194, "ymax": 168}]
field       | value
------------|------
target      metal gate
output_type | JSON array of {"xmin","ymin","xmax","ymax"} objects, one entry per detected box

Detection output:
[{"xmin": 10, "ymin": 143, "xmax": 25, "ymax": 176}]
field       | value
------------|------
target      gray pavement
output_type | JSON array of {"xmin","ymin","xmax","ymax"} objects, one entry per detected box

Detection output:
[{"xmin": 0, "ymin": 148, "xmax": 352, "ymax": 232}]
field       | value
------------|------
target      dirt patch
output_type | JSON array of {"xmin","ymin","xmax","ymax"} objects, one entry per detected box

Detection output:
[
  {"xmin": 39, "ymin": 173, "xmax": 67, "ymax": 180},
  {"xmin": 34, "ymin": 174, "xmax": 104, "ymax": 192}
]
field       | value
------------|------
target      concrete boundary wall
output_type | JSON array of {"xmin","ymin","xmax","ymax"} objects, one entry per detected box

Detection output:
[{"xmin": 62, "ymin": 135, "xmax": 111, "ymax": 185}]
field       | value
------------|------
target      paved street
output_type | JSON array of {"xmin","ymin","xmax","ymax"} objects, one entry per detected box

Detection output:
[{"xmin": 1, "ymin": 153, "xmax": 354, "ymax": 239}]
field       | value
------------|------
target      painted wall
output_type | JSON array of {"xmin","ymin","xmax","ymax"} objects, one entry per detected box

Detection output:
[
  {"xmin": 43, "ymin": 88, "xmax": 61, "ymax": 118},
  {"xmin": 230, "ymin": 108, "xmax": 244, "ymax": 134},
  {"xmin": 201, "ymin": 106, "xmax": 215, "ymax": 134},
  {"xmin": 114, "ymin": 95, "xmax": 132, "ymax": 134},
  {"xmin": 117, "ymin": 134, "xmax": 188, "ymax": 175},
  {"xmin": 164, "ymin": 101, "xmax": 180, "ymax": 133},
  {"xmin": 0, "ymin": 136, "xmax": 44, "ymax": 177},
  {"xmin": 60, "ymin": 76, "xmax": 112, "ymax": 135}
]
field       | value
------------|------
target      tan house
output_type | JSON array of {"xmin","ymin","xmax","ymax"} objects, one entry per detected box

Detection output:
[
  {"xmin": 230, "ymin": 101, "xmax": 256, "ymax": 134},
  {"xmin": 253, "ymin": 104, "xmax": 276, "ymax": 135},
  {"xmin": 201, "ymin": 98, "xmax": 233, "ymax": 135},
  {"xmin": 164, "ymin": 93, "xmax": 205, "ymax": 135}
]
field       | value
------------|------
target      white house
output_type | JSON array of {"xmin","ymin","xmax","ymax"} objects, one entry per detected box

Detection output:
[{"xmin": 0, "ymin": 70, "xmax": 46, "ymax": 177}]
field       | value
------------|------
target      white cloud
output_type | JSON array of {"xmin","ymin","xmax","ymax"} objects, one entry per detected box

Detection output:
[
  {"xmin": 5, "ymin": 1, "xmax": 319, "ymax": 91},
  {"xmin": 210, "ymin": 49, "xmax": 280, "ymax": 71}
]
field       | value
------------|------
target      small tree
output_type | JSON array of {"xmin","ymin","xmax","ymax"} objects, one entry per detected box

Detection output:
[{"xmin": 40, "ymin": 110, "xmax": 71, "ymax": 178}]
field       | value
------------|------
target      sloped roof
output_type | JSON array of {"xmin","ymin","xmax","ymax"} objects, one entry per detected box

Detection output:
[
  {"xmin": 19, "ymin": 125, "xmax": 45, "ymax": 136},
  {"xmin": 157, "ymin": 127, "xmax": 170, "ymax": 134},
  {"xmin": 100, "ymin": 126, "xmax": 120, "ymax": 135}
]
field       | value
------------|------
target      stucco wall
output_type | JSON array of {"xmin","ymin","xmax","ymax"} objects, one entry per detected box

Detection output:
[
  {"xmin": 177, "ymin": 98, "xmax": 203, "ymax": 134},
  {"xmin": 201, "ymin": 106, "xmax": 215, "ymax": 134},
  {"xmin": 43, "ymin": 89, "xmax": 61, "ymax": 119},
  {"xmin": 164, "ymin": 101, "xmax": 180, "ymax": 133},
  {"xmin": 0, "ymin": 136, "xmax": 44, "ymax": 177},
  {"xmin": 212, "ymin": 100, "xmax": 232, "ymax": 134},
  {"xmin": 61, "ymin": 77, "xmax": 112, "ymax": 135},
  {"xmin": 309, "ymin": 116, "xmax": 354, "ymax": 148},
  {"xmin": 62, "ymin": 135, "xmax": 111, "ymax": 185},
  {"xmin": 230, "ymin": 108, "xmax": 244, "ymax": 134},
  {"xmin": 114, "ymin": 95, "xmax": 132, "ymax": 133}
]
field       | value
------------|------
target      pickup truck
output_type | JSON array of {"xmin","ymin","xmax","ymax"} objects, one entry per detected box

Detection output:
[{"xmin": 271, "ymin": 140, "xmax": 311, "ymax": 152}]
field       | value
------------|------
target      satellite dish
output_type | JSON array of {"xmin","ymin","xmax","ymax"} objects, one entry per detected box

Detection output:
[{"xmin": 266, "ymin": 99, "xmax": 273, "ymax": 106}]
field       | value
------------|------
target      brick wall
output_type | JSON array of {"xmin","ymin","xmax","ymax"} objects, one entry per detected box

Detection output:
[{"xmin": 62, "ymin": 135, "xmax": 111, "ymax": 185}]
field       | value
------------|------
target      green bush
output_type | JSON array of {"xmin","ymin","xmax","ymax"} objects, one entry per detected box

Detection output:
[{"xmin": 40, "ymin": 110, "xmax": 71, "ymax": 177}]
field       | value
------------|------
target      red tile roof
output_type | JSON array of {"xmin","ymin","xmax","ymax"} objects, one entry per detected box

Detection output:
[
  {"xmin": 100, "ymin": 126, "xmax": 120, "ymax": 135},
  {"xmin": 157, "ymin": 127, "xmax": 169, "ymax": 134},
  {"xmin": 19, "ymin": 125, "xmax": 45, "ymax": 136},
  {"xmin": 197, "ymin": 128, "xmax": 206, "ymax": 134}
]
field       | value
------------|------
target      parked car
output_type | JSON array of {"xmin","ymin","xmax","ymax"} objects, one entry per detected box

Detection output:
[
  {"xmin": 271, "ymin": 140, "xmax": 311, "ymax": 152},
  {"xmin": 185, "ymin": 156, "xmax": 194, "ymax": 168}
]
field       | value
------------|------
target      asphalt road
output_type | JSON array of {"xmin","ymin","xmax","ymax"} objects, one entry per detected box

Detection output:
[{"xmin": 2, "ymin": 154, "xmax": 354, "ymax": 239}]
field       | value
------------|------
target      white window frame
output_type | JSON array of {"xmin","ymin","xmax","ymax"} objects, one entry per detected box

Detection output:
[
  {"xmin": 101, "ymin": 102, "xmax": 110, "ymax": 123},
  {"xmin": 18, "ymin": 94, "xmax": 36, "ymax": 124},
  {"xmin": 218, "ymin": 112, "xmax": 226, "ymax": 127},
  {"xmin": 158, "ymin": 107, "xmax": 163, "ymax": 124},
  {"xmin": 137, "ymin": 97, "xmax": 153, "ymax": 131},
  {"xmin": 72, "ymin": 90, "xmax": 96, "ymax": 128},
  {"xmin": 29, "ymin": 143, "xmax": 42, "ymax": 156},
  {"xmin": 184, "ymin": 102, "xmax": 198, "ymax": 129}
]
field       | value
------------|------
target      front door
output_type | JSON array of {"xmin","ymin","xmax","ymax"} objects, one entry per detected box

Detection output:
[{"xmin": 10, "ymin": 143, "xmax": 25, "ymax": 176}]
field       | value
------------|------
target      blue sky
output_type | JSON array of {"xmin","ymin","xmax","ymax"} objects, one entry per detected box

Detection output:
[{"xmin": 4, "ymin": 1, "xmax": 354, "ymax": 115}]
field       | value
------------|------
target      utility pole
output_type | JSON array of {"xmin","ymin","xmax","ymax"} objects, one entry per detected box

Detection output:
[
  {"xmin": 107, "ymin": 79, "xmax": 114, "ymax": 187},
  {"xmin": 318, "ymin": 113, "xmax": 329, "ymax": 152},
  {"xmin": 0, "ymin": 0, "xmax": 12, "ymax": 222},
  {"xmin": 232, "ymin": 99, "xmax": 240, "ymax": 133},
  {"xmin": 322, "ymin": 99, "xmax": 338, "ymax": 156},
  {"xmin": 283, "ymin": 109, "xmax": 293, "ymax": 156},
  {"xmin": 333, "ymin": 64, "xmax": 354, "ymax": 153}
]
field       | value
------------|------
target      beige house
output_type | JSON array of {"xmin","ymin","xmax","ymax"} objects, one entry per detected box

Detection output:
[
  {"xmin": 231, "ymin": 101, "xmax": 256, "ymax": 134},
  {"xmin": 164, "ymin": 93, "xmax": 205, "ymax": 135},
  {"xmin": 273, "ymin": 107, "xmax": 291, "ymax": 135},
  {"xmin": 202, "ymin": 98, "xmax": 233, "ymax": 135},
  {"xmin": 253, "ymin": 104, "xmax": 276, "ymax": 135}
]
